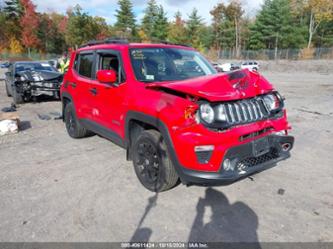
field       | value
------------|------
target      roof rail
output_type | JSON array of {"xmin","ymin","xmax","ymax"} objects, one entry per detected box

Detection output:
[
  {"xmin": 159, "ymin": 41, "xmax": 192, "ymax": 48},
  {"xmin": 79, "ymin": 37, "xmax": 129, "ymax": 48}
]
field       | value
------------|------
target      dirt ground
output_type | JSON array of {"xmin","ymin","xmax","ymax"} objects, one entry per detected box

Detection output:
[{"xmin": 0, "ymin": 67, "xmax": 332, "ymax": 243}]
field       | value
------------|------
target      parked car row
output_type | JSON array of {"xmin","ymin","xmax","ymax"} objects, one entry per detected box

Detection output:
[{"xmin": 212, "ymin": 61, "xmax": 260, "ymax": 72}]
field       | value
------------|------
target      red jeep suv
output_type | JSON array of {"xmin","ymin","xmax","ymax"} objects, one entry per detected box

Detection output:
[{"xmin": 61, "ymin": 38, "xmax": 294, "ymax": 192}]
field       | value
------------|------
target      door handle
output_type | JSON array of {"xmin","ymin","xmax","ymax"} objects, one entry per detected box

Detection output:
[
  {"xmin": 70, "ymin": 82, "xmax": 77, "ymax": 88},
  {"xmin": 89, "ymin": 87, "xmax": 98, "ymax": 96}
]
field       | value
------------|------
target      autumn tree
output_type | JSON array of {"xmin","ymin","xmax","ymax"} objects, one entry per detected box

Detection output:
[
  {"xmin": 305, "ymin": 0, "xmax": 333, "ymax": 48},
  {"xmin": 0, "ymin": 12, "xmax": 8, "ymax": 50},
  {"xmin": 168, "ymin": 11, "xmax": 188, "ymax": 45},
  {"xmin": 2, "ymin": 0, "xmax": 22, "ymax": 46},
  {"xmin": 20, "ymin": 0, "xmax": 40, "ymax": 56},
  {"xmin": 65, "ymin": 5, "xmax": 109, "ymax": 48},
  {"xmin": 227, "ymin": 0, "xmax": 244, "ymax": 57},
  {"xmin": 37, "ymin": 13, "xmax": 68, "ymax": 54},
  {"xmin": 210, "ymin": 1, "xmax": 244, "ymax": 56}
]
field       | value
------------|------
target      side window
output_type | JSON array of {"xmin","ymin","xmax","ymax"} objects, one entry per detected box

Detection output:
[
  {"xmin": 73, "ymin": 54, "xmax": 79, "ymax": 71},
  {"xmin": 78, "ymin": 53, "xmax": 94, "ymax": 78},
  {"xmin": 98, "ymin": 53, "xmax": 125, "ymax": 83}
]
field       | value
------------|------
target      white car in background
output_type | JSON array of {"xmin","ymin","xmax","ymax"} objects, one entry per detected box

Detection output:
[
  {"xmin": 212, "ymin": 62, "xmax": 240, "ymax": 72},
  {"xmin": 240, "ymin": 61, "xmax": 260, "ymax": 71}
]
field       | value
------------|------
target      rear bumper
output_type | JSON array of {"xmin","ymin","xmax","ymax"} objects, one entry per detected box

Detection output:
[{"xmin": 176, "ymin": 135, "xmax": 294, "ymax": 185}]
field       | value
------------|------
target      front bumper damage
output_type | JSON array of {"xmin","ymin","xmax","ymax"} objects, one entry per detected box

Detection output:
[
  {"xmin": 177, "ymin": 134, "xmax": 294, "ymax": 185},
  {"xmin": 16, "ymin": 81, "xmax": 61, "ymax": 98},
  {"xmin": 29, "ymin": 81, "xmax": 61, "ymax": 97}
]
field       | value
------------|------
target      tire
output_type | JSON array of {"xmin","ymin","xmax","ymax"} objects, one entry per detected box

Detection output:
[
  {"xmin": 12, "ymin": 86, "xmax": 23, "ymax": 104},
  {"xmin": 132, "ymin": 129, "xmax": 179, "ymax": 192},
  {"xmin": 64, "ymin": 102, "xmax": 90, "ymax": 138},
  {"xmin": 5, "ymin": 82, "xmax": 11, "ymax": 97}
]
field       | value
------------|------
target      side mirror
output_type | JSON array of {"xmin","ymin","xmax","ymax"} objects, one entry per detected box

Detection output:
[{"xmin": 97, "ymin": 69, "xmax": 117, "ymax": 84}]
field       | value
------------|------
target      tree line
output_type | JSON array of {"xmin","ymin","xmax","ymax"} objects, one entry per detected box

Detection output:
[{"xmin": 0, "ymin": 0, "xmax": 332, "ymax": 56}]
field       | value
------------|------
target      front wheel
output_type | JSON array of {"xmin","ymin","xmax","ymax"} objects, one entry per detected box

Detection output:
[{"xmin": 132, "ymin": 130, "xmax": 179, "ymax": 192}]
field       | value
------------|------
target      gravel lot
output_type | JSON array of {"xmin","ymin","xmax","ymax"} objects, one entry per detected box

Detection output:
[{"xmin": 0, "ymin": 67, "xmax": 332, "ymax": 242}]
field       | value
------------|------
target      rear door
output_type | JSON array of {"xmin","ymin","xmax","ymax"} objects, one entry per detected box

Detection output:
[{"xmin": 72, "ymin": 51, "xmax": 96, "ymax": 120}]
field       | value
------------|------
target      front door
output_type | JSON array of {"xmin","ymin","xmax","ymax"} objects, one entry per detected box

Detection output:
[{"xmin": 89, "ymin": 50, "xmax": 128, "ymax": 138}]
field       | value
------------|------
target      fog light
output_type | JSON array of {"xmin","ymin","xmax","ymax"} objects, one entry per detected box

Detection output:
[{"xmin": 223, "ymin": 158, "xmax": 233, "ymax": 171}]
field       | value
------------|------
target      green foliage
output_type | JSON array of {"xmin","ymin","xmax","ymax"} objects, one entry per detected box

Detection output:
[
  {"xmin": 167, "ymin": 12, "xmax": 188, "ymax": 45},
  {"xmin": 186, "ymin": 8, "xmax": 204, "ymax": 48},
  {"xmin": 65, "ymin": 5, "xmax": 107, "ymax": 48},
  {"xmin": 141, "ymin": 0, "xmax": 158, "ymax": 40},
  {"xmin": 151, "ymin": 5, "xmax": 168, "ymax": 41},
  {"xmin": 37, "ymin": 13, "xmax": 67, "ymax": 54},
  {"xmin": 1, "ymin": 0, "xmax": 333, "ymax": 56},
  {"xmin": 115, "ymin": 0, "xmax": 137, "ymax": 38},
  {"xmin": 313, "ymin": 20, "xmax": 333, "ymax": 47},
  {"xmin": 248, "ymin": 0, "xmax": 306, "ymax": 49},
  {"xmin": 141, "ymin": 2, "xmax": 168, "ymax": 42},
  {"xmin": 3, "ymin": 0, "xmax": 22, "ymax": 19},
  {"xmin": 210, "ymin": 1, "xmax": 244, "ymax": 52}
]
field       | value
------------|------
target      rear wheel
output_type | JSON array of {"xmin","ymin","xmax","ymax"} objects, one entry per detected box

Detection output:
[
  {"xmin": 12, "ymin": 86, "xmax": 23, "ymax": 104},
  {"xmin": 132, "ymin": 130, "xmax": 179, "ymax": 192},
  {"xmin": 64, "ymin": 102, "xmax": 90, "ymax": 138}
]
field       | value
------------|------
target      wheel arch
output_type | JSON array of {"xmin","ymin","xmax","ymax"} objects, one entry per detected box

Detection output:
[
  {"xmin": 125, "ymin": 111, "xmax": 187, "ymax": 183},
  {"xmin": 61, "ymin": 92, "xmax": 74, "ymax": 122}
]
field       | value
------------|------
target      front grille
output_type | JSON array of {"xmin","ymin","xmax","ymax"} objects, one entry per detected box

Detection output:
[
  {"xmin": 237, "ymin": 149, "xmax": 279, "ymax": 169},
  {"xmin": 222, "ymin": 97, "xmax": 270, "ymax": 125},
  {"xmin": 240, "ymin": 127, "xmax": 273, "ymax": 141}
]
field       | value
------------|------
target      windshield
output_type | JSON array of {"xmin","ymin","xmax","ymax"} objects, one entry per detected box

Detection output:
[
  {"xmin": 130, "ymin": 48, "xmax": 216, "ymax": 82},
  {"xmin": 15, "ymin": 62, "xmax": 55, "ymax": 72}
]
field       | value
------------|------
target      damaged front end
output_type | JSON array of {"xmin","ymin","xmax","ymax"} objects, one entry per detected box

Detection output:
[
  {"xmin": 15, "ymin": 70, "xmax": 63, "ymax": 101},
  {"xmin": 146, "ymin": 69, "xmax": 294, "ymax": 185}
]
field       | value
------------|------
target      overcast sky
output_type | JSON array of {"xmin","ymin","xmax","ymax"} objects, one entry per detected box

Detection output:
[{"xmin": 32, "ymin": 0, "xmax": 264, "ymax": 24}]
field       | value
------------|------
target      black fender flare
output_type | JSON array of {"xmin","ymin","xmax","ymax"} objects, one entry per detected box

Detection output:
[
  {"xmin": 125, "ymin": 111, "xmax": 186, "ymax": 182},
  {"xmin": 61, "ymin": 92, "xmax": 74, "ymax": 122}
]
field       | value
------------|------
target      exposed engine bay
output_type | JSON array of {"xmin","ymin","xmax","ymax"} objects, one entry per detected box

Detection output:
[{"xmin": 15, "ymin": 70, "xmax": 63, "ymax": 100}]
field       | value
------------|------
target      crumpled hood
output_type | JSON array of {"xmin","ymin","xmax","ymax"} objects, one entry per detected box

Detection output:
[
  {"xmin": 147, "ymin": 69, "xmax": 274, "ymax": 102},
  {"xmin": 17, "ymin": 70, "xmax": 62, "ymax": 82}
]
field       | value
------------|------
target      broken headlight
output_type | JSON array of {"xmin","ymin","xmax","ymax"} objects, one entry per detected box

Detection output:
[
  {"xmin": 15, "ymin": 76, "xmax": 26, "ymax": 82},
  {"xmin": 199, "ymin": 103, "xmax": 228, "ymax": 125},
  {"xmin": 199, "ymin": 103, "xmax": 215, "ymax": 124},
  {"xmin": 263, "ymin": 92, "xmax": 283, "ymax": 113}
]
